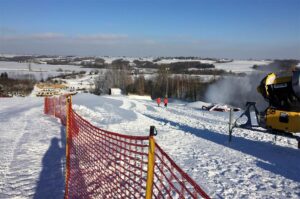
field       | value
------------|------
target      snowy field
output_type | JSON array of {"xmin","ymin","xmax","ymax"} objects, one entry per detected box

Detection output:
[
  {"xmin": 0, "ymin": 59, "xmax": 271, "ymax": 78},
  {"xmin": 1, "ymin": 94, "xmax": 299, "ymax": 198},
  {"xmin": 102, "ymin": 57, "xmax": 271, "ymax": 73},
  {"xmin": 214, "ymin": 60, "xmax": 271, "ymax": 73},
  {"xmin": 0, "ymin": 61, "xmax": 91, "ymax": 80},
  {"xmin": 0, "ymin": 61, "xmax": 84, "ymax": 72}
]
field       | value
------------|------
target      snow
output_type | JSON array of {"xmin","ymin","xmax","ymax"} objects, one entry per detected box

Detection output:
[
  {"xmin": 156, "ymin": 59, "xmax": 215, "ymax": 65},
  {"xmin": 128, "ymin": 94, "xmax": 152, "ymax": 100},
  {"xmin": 0, "ymin": 61, "xmax": 85, "ymax": 72},
  {"xmin": 0, "ymin": 61, "xmax": 91, "ymax": 80},
  {"xmin": 100, "ymin": 56, "xmax": 154, "ymax": 64},
  {"xmin": 0, "ymin": 97, "xmax": 65, "ymax": 198},
  {"xmin": 63, "ymin": 73, "xmax": 97, "ymax": 91},
  {"xmin": 1, "ymin": 93, "xmax": 300, "ymax": 198},
  {"xmin": 214, "ymin": 60, "xmax": 271, "ymax": 73},
  {"xmin": 72, "ymin": 94, "xmax": 300, "ymax": 198},
  {"xmin": 187, "ymin": 101, "xmax": 212, "ymax": 109}
]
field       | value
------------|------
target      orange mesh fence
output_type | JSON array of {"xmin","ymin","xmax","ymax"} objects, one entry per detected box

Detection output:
[
  {"xmin": 44, "ymin": 95, "xmax": 67, "ymax": 125},
  {"xmin": 67, "ymin": 109, "xmax": 150, "ymax": 198},
  {"xmin": 152, "ymin": 144, "xmax": 209, "ymax": 198},
  {"xmin": 44, "ymin": 96, "xmax": 210, "ymax": 199}
]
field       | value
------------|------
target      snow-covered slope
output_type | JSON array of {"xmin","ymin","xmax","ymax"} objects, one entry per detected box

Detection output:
[
  {"xmin": 1, "ymin": 94, "xmax": 299, "ymax": 198},
  {"xmin": 0, "ymin": 97, "xmax": 65, "ymax": 198},
  {"xmin": 73, "ymin": 94, "xmax": 300, "ymax": 198}
]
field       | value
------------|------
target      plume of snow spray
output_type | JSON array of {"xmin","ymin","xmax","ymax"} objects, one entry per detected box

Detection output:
[{"xmin": 205, "ymin": 73, "xmax": 268, "ymax": 110}]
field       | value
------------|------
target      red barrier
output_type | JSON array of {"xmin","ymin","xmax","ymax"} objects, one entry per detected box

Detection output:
[
  {"xmin": 44, "ymin": 96, "xmax": 210, "ymax": 199},
  {"xmin": 44, "ymin": 95, "xmax": 67, "ymax": 125},
  {"xmin": 153, "ymin": 144, "xmax": 210, "ymax": 198}
]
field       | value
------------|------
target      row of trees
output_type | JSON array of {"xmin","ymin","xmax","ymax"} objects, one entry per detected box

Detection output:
[
  {"xmin": 0, "ymin": 72, "xmax": 36, "ymax": 96},
  {"xmin": 93, "ymin": 67, "xmax": 215, "ymax": 101},
  {"xmin": 94, "ymin": 68, "xmax": 132, "ymax": 95}
]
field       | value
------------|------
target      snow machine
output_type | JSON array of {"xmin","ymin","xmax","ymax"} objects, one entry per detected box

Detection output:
[{"xmin": 230, "ymin": 70, "xmax": 300, "ymax": 148}]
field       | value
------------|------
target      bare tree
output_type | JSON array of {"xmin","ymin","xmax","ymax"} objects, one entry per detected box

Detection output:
[{"xmin": 94, "ymin": 68, "xmax": 132, "ymax": 95}]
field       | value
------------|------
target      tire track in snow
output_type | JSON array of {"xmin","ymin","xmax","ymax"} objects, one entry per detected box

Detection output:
[
  {"xmin": 0, "ymin": 100, "xmax": 64, "ymax": 198},
  {"xmin": 0, "ymin": 111, "xmax": 30, "ymax": 198}
]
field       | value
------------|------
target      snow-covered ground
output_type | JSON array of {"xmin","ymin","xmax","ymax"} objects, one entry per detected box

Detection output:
[
  {"xmin": 214, "ymin": 60, "xmax": 271, "ymax": 73},
  {"xmin": 0, "ymin": 97, "xmax": 65, "ymax": 198},
  {"xmin": 0, "ymin": 61, "xmax": 91, "ymax": 80},
  {"xmin": 1, "ymin": 93, "xmax": 300, "ymax": 198},
  {"xmin": 71, "ymin": 94, "xmax": 300, "ymax": 198},
  {"xmin": 0, "ymin": 61, "xmax": 87, "ymax": 72},
  {"xmin": 0, "ymin": 59, "xmax": 272, "ymax": 79}
]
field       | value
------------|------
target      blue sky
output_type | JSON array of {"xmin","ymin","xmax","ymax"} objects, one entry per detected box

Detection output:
[{"xmin": 1, "ymin": 0, "xmax": 299, "ymax": 59}]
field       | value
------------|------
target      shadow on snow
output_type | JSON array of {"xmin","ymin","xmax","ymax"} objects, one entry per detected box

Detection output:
[
  {"xmin": 34, "ymin": 126, "xmax": 66, "ymax": 199},
  {"xmin": 145, "ymin": 114, "xmax": 300, "ymax": 183}
]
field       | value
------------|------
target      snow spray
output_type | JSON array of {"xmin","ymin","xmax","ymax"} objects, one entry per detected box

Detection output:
[{"xmin": 204, "ymin": 72, "xmax": 268, "ymax": 110}]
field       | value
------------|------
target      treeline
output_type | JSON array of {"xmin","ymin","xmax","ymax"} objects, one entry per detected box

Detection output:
[
  {"xmin": 0, "ymin": 56, "xmax": 34, "ymax": 62},
  {"xmin": 0, "ymin": 72, "xmax": 36, "ymax": 97},
  {"xmin": 94, "ymin": 68, "xmax": 215, "ymax": 101},
  {"xmin": 153, "ymin": 57, "xmax": 219, "ymax": 62},
  {"xmin": 127, "ymin": 75, "xmax": 214, "ymax": 101},
  {"xmin": 133, "ymin": 60, "xmax": 215, "ymax": 70}
]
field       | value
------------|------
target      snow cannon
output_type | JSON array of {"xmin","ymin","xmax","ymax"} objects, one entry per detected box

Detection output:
[
  {"xmin": 256, "ymin": 70, "xmax": 300, "ymax": 133},
  {"xmin": 230, "ymin": 70, "xmax": 300, "ymax": 149}
]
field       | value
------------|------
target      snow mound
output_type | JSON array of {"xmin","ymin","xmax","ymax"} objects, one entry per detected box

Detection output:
[{"xmin": 128, "ymin": 94, "xmax": 152, "ymax": 100}]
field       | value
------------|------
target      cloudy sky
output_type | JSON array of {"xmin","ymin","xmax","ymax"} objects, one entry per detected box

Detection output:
[{"xmin": 1, "ymin": 0, "xmax": 299, "ymax": 59}]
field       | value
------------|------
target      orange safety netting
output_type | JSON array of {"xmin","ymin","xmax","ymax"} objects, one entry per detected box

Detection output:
[
  {"xmin": 152, "ymin": 143, "xmax": 209, "ymax": 198},
  {"xmin": 44, "ymin": 96, "xmax": 210, "ymax": 199},
  {"xmin": 44, "ymin": 95, "xmax": 67, "ymax": 125}
]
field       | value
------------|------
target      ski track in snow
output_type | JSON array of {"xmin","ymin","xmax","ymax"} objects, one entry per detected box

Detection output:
[
  {"xmin": 1, "ymin": 94, "xmax": 300, "ymax": 198},
  {"xmin": 73, "ymin": 94, "xmax": 300, "ymax": 199},
  {"xmin": 0, "ymin": 97, "xmax": 65, "ymax": 199}
]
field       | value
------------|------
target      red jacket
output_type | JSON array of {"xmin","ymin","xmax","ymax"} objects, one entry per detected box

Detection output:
[
  {"xmin": 164, "ymin": 98, "xmax": 168, "ymax": 104},
  {"xmin": 156, "ymin": 98, "xmax": 161, "ymax": 104}
]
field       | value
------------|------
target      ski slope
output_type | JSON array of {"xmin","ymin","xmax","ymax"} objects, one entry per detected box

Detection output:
[
  {"xmin": 0, "ymin": 94, "xmax": 300, "ymax": 198},
  {"xmin": 0, "ymin": 97, "xmax": 65, "ymax": 198},
  {"xmin": 72, "ymin": 94, "xmax": 300, "ymax": 198}
]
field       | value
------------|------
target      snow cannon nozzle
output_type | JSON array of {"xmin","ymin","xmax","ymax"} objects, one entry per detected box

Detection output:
[{"xmin": 150, "ymin": 126, "xmax": 157, "ymax": 136}]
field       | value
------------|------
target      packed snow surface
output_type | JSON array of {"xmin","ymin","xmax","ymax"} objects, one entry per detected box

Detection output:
[
  {"xmin": 0, "ymin": 97, "xmax": 65, "ymax": 198},
  {"xmin": 73, "ymin": 94, "xmax": 300, "ymax": 198},
  {"xmin": 1, "ymin": 93, "xmax": 300, "ymax": 198}
]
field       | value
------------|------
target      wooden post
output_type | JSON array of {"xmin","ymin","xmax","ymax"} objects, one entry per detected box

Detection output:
[{"xmin": 64, "ymin": 95, "xmax": 72, "ymax": 199}]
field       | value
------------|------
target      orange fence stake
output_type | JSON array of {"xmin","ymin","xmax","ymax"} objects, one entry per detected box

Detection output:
[
  {"xmin": 64, "ymin": 95, "xmax": 72, "ymax": 199},
  {"xmin": 146, "ymin": 126, "xmax": 156, "ymax": 199}
]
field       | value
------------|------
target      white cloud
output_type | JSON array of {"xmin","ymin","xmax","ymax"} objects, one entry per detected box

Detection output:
[
  {"xmin": 0, "ymin": 32, "xmax": 65, "ymax": 41},
  {"xmin": 1, "ymin": 32, "xmax": 299, "ymax": 59},
  {"xmin": 29, "ymin": 33, "xmax": 66, "ymax": 40},
  {"xmin": 76, "ymin": 34, "xmax": 128, "ymax": 41}
]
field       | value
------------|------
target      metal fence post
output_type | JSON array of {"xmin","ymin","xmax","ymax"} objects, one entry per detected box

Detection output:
[{"xmin": 229, "ymin": 108, "xmax": 233, "ymax": 143}]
